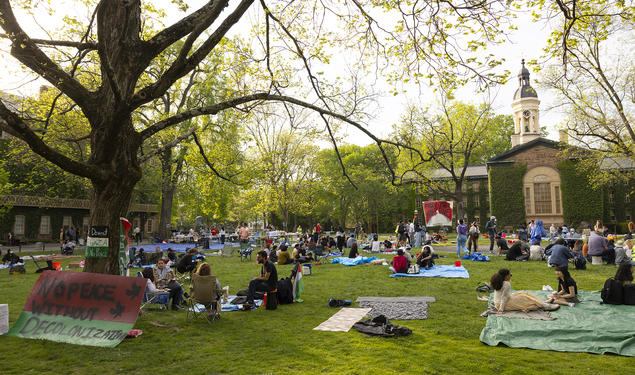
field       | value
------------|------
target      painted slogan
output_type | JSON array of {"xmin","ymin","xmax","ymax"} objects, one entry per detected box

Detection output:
[
  {"xmin": 86, "ymin": 226, "xmax": 109, "ymax": 258},
  {"xmin": 7, "ymin": 271, "xmax": 145, "ymax": 347},
  {"xmin": 422, "ymin": 201, "xmax": 453, "ymax": 227}
]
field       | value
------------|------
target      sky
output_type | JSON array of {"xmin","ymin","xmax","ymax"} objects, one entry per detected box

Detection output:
[{"xmin": 0, "ymin": 1, "xmax": 564, "ymax": 145}]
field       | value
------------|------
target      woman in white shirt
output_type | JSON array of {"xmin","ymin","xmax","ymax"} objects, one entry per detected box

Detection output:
[{"xmin": 491, "ymin": 268, "xmax": 558, "ymax": 314}]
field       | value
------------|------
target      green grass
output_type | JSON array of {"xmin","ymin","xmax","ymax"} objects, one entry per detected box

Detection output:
[{"xmin": 0, "ymin": 249, "xmax": 631, "ymax": 375}]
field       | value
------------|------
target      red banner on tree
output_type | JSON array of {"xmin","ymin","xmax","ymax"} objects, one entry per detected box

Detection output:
[
  {"xmin": 7, "ymin": 271, "xmax": 145, "ymax": 347},
  {"xmin": 422, "ymin": 201, "xmax": 453, "ymax": 227}
]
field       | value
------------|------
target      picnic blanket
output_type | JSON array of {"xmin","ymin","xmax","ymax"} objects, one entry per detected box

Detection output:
[
  {"xmin": 461, "ymin": 252, "xmax": 490, "ymax": 262},
  {"xmin": 390, "ymin": 265, "xmax": 469, "ymax": 278},
  {"xmin": 480, "ymin": 308, "xmax": 555, "ymax": 320},
  {"xmin": 331, "ymin": 256, "xmax": 378, "ymax": 266},
  {"xmin": 357, "ymin": 297, "xmax": 436, "ymax": 320},
  {"xmin": 480, "ymin": 290, "xmax": 635, "ymax": 356},
  {"xmin": 313, "ymin": 308, "xmax": 372, "ymax": 332}
]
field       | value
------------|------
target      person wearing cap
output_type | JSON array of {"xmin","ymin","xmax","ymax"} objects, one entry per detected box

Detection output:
[
  {"xmin": 486, "ymin": 216, "xmax": 497, "ymax": 252},
  {"xmin": 389, "ymin": 249, "xmax": 409, "ymax": 274}
]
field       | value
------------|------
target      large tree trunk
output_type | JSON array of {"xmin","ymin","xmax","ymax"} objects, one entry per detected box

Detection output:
[
  {"xmin": 455, "ymin": 181, "xmax": 464, "ymax": 223},
  {"xmin": 84, "ymin": 114, "xmax": 142, "ymax": 274}
]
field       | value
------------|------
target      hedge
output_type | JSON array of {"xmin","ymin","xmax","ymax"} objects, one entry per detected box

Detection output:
[
  {"xmin": 488, "ymin": 163, "xmax": 526, "ymax": 228},
  {"xmin": 557, "ymin": 159, "xmax": 604, "ymax": 226}
]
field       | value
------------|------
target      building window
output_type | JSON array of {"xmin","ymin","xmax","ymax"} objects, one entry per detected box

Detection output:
[
  {"xmin": 14, "ymin": 215, "xmax": 25, "ymax": 235},
  {"xmin": 474, "ymin": 193, "xmax": 479, "ymax": 207},
  {"xmin": 554, "ymin": 186, "xmax": 561, "ymax": 214},
  {"xmin": 534, "ymin": 183, "xmax": 552, "ymax": 214},
  {"xmin": 146, "ymin": 219, "xmax": 153, "ymax": 233},
  {"xmin": 608, "ymin": 190, "xmax": 614, "ymax": 204},
  {"xmin": 525, "ymin": 187, "xmax": 532, "ymax": 214},
  {"xmin": 40, "ymin": 216, "xmax": 51, "ymax": 235},
  {"xmin": 63, "ymin": 216, "xmax": 72, "ymax": 228},
  {"xmin": 610, "ymin": 209, "xmax": 615, "ymax": 221}
]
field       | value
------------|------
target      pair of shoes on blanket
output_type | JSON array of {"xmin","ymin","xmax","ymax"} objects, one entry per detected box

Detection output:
[
  {"xmin": 328, "ymin": 298, "xmax": 352, "ymax": 307},
  {"xmin": 541, "ymin": 302, "xmax": 560, "ymax": 311},
  {"xmin": 240, "ymin": 302, "xmax": 254, "ymax": 311}
]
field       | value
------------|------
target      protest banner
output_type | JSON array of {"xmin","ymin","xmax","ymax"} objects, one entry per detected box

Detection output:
[
  {"xmin": 423, "ymin": 201, "xmax": 453, "ymax": 227},
  {"xmin": 7, "ymin": 271, "xmax": 145, "ymax": 347},
  {"xmin": 86, "ymin": 226, "xmax": 109, "ymax": 258}
]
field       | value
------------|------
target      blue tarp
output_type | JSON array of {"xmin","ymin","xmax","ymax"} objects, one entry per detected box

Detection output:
[
  {"xmin": 461, "ymin": 252, "xmax": 490, "ymax": 262},
  {"xmin": 390, "ymin": 265, "xmax": 470, "ymax": 278},
  {"xmin": 331, "ymin": 256, "xmax": 378, "ymax": 266}
]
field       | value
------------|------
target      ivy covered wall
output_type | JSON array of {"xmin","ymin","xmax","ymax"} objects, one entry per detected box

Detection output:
[
  {"xmin": 488, "ymin": 163, "xmax": 527, "ymax": 228},
  {"xmin": 557, "ymin": 159, "xmax": 604, "ymax": 226}
]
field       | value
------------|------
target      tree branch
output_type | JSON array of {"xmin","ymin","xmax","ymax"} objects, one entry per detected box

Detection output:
[
  {"xmin": 0, "ymin": 99, "xmax": 102, "ymax": 180},
  {"xmin": 0, "ymin": 1, "xmax": 93, "ymax": 109},
  {"xmin": 0, "ymin": 33, "xmax": 97, "ymax": 50}
]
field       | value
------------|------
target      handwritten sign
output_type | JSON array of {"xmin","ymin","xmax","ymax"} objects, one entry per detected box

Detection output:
[
  {"xmin": 423, "ymin": 201, "xmax": 453, "ymax": 227},
  {"xmin": 86, "ymin": 226, "xmax": 109, "ymax": 258},
  {"xmin": 7, "ymin": 271, "xmax": 145, "ymax": 347}
]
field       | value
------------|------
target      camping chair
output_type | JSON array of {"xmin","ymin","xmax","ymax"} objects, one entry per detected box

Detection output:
[
  {"xmin": 187, "ymin": 273, "xmax": 224, "ymax": 324},
  {"xmin": 221, "ymin": 244, "xmax": 234, "ymax": 257},
  {"xmin": 136, "ymin": 271, "xmax": 170, "ymax": 311},
  {"xmin": 239, "ymin": 245, "xmax": 254, "ymax": 262}
]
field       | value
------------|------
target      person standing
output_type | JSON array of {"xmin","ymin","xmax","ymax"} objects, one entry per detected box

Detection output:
[
  {"xmin": 133, "ymin": 225, "xmax": 141, "ymax": 245},
  {"xmin": 219, "ymin": 226, "xmax": 226, "ymax": 244},
  {"xmin": 408, "ymin": 220, "xmax": 415, "ymax": 246},
  {"xmin": 59, "ymin": 228, "xmax": 64, "ymax": 250},
  {"xmin": 456, "ymin": 219, "xmax": 468, "ymax": 257},
  {"xmin": 240, "ymin": 222, "xmax": 250, "ymax": 251},
  {"xmin": 467, "ymin": 221, "xmax": 480, "ymax": 253},
  {"xmin": 486, "ymin": 216, "xmax": 497, "ymax": 252}
]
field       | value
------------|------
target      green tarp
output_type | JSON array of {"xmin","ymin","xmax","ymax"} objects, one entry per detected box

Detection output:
[{"xmin": 480, "ymin": 290, "xmax": 635, "ymax": 356}]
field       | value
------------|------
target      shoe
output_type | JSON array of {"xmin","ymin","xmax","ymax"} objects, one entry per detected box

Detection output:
[
  {"xmin": 541, "ymin": 303, "xmax": 559, "ymax": 311},
  {"xmin": 241, "ymin": 302, "xmax": 254, "ymax": 310}
]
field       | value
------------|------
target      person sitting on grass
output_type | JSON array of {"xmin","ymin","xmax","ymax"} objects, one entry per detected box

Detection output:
[
  {"xmin": 546, "ymin": 266, "xmax": 579, "ymax": 307},
  {"xmin": 277, "ymin": 245, "xmax": 292, "ymax": 265},
  {"xmin": 243, "ymin": 250, "xmax": 278, "ymax": 310},
  {"xmin": 166, "ymin": 248, "xmax": 176, "ymax": 264},
  {"xmin": 505, "ymin": 240, "xmax": 529, "ymax": 261},
  {"xmin": 491, "ymin": 268, "xmax": 558, "ymax": 315},
  {"xmin": 141, "ymin": 267, "xmax": 183, "ymax": 310},
  {"xmin": 495, "ymin": 233, "xmax": 509, "ymax": 256},
  {"xmin": 176, "ymin": 248, "xmax": 200, "ymax": 274},
  {"xmin": 614, "ymin": 263, "xmax": 634, "ymax": 286},
  {"xmin": 529, "ymin": 241, "xmax": 544, "ymax": 261},
  {"xmin": 547, "ymin": 238, "xmax": 574, "ymax": 268},
  {"xmin": 348, "ymin": 243, "xmax": 359, "ymax": 258},
  {"xmin": 389, "ymin": 249, "xmax": 409, "ymax": 274},
  {"xmin": 371, "ymin": 235, "xmax": 381, "ymax": 252},
  {"xmin": 136, "ymin": 248, "xmax": 146, "ymax": 266},
  {"xmin": 416, "ymin": 245, "xmax": 434, "ymax": 269},
  {"xmin": 2, "ymin": 249, "xmax": 22, "ymax": 265},
  {"xmin": 383, "ymin": 239, "xmax": 393, "ymax": 251},
  {"xmin": 292, "ymin": 244, "xmax": 313, "ymax": 263}
]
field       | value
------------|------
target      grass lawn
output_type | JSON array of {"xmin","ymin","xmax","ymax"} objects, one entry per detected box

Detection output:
[{"xmin": 0, "ymin": 247, "xmax": 632, "ymax": 375}]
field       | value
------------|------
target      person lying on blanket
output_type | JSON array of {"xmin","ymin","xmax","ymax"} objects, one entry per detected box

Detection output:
[
  {"xmin": 389, "ymin": 249, "xmax": 409, "ymax": 274},
  {"xmin": 546, "ymin": 266, "xmax": 580, "ymax": 307},
  {"xmin": 491, "ymin": 268, "xmax": 559, "ymax": 315}
]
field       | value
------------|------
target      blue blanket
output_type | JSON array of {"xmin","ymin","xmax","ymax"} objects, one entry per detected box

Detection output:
[
  {"xmin": 325, "ymin": 252, "xmax": 343, "ymax": 257},
  {"xmin": 331, "ymin": 256, "xmax": 378, "ymax": 266},
  {"xmin": 461, "ymin": 252, "xmax": 490, "ymax": 262},
  {"xmin": 390, "ymin": 265, "xmax": 470, "ymax": 278}
]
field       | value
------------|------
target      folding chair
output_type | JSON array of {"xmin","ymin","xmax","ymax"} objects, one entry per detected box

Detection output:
[
  {"xmin": 187, "ymin": 273, "xmax": 224, "ymax": 324},
  {"xmin": 239, "ymin": 246, "xmax": 254, "ymax": 262},
  {"xmin": 221, "ymin": 244, "xmax": 234, "ymax": 257},
  {"xmin": 136, "ymin": 272, "xmax": 170, "ymax": 311}
]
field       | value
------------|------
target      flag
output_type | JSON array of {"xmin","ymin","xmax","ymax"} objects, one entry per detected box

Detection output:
[{"xmin": 293, "ymin": 264, "xmax": 304, "ymax": 303}]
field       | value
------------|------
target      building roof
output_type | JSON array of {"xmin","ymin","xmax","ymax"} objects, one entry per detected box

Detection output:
[
  {"xmin": 487, "ymin": 137, "xmax": 562, "ymax": 163},
  {"xmin": 429, "ymin": 164, "xmax": 488, "ymax": 180},
  {"xmin": 513, "ymin": 60, "xmax": 538, "ymax": 100}
]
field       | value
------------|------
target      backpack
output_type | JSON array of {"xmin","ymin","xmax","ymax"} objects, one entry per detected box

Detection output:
[
  {"xmin": 623, "ymin": 284, "xmax": 635, "ymax": 306},
  {"xmin": 574, "ymin": 255, "xmax": 587, "ymax": 270},
  {"xmin": 601, "ymin": 278, "xmax": 623, "ymax": 305},
  {"xmin": 276, "ymin": 277, "xmax": 294, "ymax": 305},
  {"xmin": 476, "ymin": 282, "xmax": 493, "ymax": 293}
]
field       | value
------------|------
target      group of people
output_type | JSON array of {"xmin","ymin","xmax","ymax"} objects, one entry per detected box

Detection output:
[
  {"xmin": 491, "ymin": 261, "xmax": 635, "ymax": 315},
  {"xmin": 388, "ymin": 245, "xmax": 437, "ymax": 273},
  {"xmin": 395, "ymin": 219, "xmax": 426, "ymax": 248}
]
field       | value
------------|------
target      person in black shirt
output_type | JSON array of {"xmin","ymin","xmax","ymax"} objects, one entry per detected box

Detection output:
[
  {"xmin": 348, "ymin": 243, "xmax": 359, "ymax": 258},
  {"xmin": 2, "ymin": 249, "xmax": 22, "ymax": 265},
  {"xmin": 244, "ymin": 250, "xmax": 278, "ymax": 309},
  {"xmin": 546, "ymin": 266, "xmax": 579, "ymax": 307},
  {"xmin": 176, "ymin": 248, "xmax": 199, "ymax": 273}
]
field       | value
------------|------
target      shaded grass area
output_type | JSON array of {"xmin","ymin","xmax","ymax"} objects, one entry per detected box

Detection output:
[{"xmin": 0, "ymin": 250, "xmax": 632, "ymax": 374}]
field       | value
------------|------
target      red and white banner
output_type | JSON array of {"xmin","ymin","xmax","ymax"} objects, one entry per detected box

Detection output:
[{"xmin": 422, "ymin": 201, "xmax": 453, "ymax": 227}]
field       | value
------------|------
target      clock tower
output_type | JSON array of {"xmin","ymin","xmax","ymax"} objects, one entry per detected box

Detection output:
[{"xmin": 511, "ymin": 60, "xmax": 541, "ymax": 147}]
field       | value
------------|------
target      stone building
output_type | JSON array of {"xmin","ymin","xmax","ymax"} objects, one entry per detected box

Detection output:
[{"xmin": 428, "ymin": 61, "xmax": 634, "ymax": 231}]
